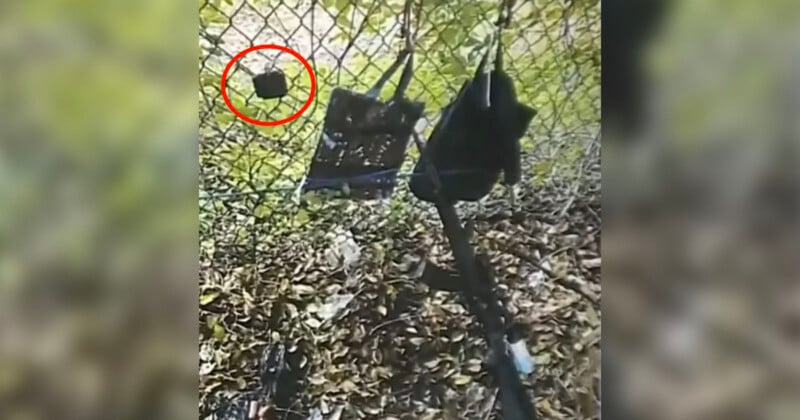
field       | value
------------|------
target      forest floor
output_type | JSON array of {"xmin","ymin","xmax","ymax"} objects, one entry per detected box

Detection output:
[
  {"xmin": 199, "ymin": 154, "xmax": 601, "ymax": 419},
  {"xmin": 200, "ymin": 2, "xmax": 600, "ymax": 418}
]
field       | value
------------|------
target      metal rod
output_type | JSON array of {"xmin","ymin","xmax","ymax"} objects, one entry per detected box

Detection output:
[{"xmin": 410, "ymin": 129, "xmax": 536, "ymax": 419}]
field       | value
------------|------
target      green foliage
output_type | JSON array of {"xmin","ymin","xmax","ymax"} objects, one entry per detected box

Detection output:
[{"xmin": 200, "ymin": 0, "xmax": 229, "ymax": 27}]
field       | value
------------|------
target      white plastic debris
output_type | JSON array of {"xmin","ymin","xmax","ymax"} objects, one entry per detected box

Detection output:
[
  {"xmin": 521, "ymin": 262, "xmax": 547, "ymax": 293},
  {"xmin": 341, "ymin": 240, "xmax": 360, "ymax": 271},
  {"xmin": 521, "ymin": 250, "xmax": 551, "ymax": 293},
  {"xmin": 248, "ymin": 401, "xmax": 259, "ymax": 419},
  {"xmin": 325, "ymin": 227, "xmax": 361, "ymax": 272},
  {"xmin": 509, "ymin": 339, "xmax": 535, "ymax": 375},
  {"xmin": 199, "ymin": 362, "xmax": 215, "ymax": 376},
  {"xmin": 317, "ymin": 293, "xmax": 355, "ymax": 321},
  {"xmin": 307, "ymin": 408, "xmax": 323, "ymax": 420},
  {"xmin": 292, "ymin": 175, "xmax": 306, "ymax": 205},
  {"xmin": 322, "ymin": 132, "xmax": 336, "ymax": 149},
  {"xmin": 199, "ymin": 342, "xmax": 214, "ymax": 362},
  {"xmin": 523, "ymin": 266, "xmax": 546, "ymax": 292}
]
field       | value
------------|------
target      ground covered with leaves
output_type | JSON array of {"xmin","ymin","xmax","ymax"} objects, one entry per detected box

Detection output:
[{"xmin": 199, "ymin": 162, "xmax": 600, "ymax": 419}]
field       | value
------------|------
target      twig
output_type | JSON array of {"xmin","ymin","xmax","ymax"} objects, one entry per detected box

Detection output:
[
  {"xmin": 369, "ymin": 313, "xmax": 417, "ymax": 335},
  {"xmin": 559, "ymin": 274, "xmax": 599, "ymax": 304},
  {"xmin": 501, "ymin": 242, "xmax": 599, "ymax": 304},
  {"xmin": 277, "ymin": 400, "xmax": 306, "ymax": 420},
  {"xmin": 483, "ymin": 389, "xmax": 499, "ymax": 420},
  {"xmin": 544, "ymin": 246, "xmax": 571, "ymax": 260}
]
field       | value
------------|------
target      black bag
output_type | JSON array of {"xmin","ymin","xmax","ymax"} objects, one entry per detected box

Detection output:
[
  {"xmin": 303, "ymin": 50, "xmax": 425, "ymax": 200},
  {"xmin": 409, "ymin": 37, "xmax": 536, "ymax": 203}
]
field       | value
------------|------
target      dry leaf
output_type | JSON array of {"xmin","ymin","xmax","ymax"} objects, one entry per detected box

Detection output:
[
  {"xmin": 212, "ymin": 323, "xmax": 225, "ymax": 341},
  {"xmin": 305, "ymin": 317, "xmax": 322, "ymax": 329},
  {"xmin": 200, "ymin": 291, "xmax": 220, "ymax": 305},
  {"xmin": 293, "ymin": 284, "xmax": 316, "ymax": 295},
  {"xmin": 452, "ymin": 375, "xmax": 472, "ymax": 386},
  {"xmin": 582, "ymin": 257, "xmax": 601, "ymax": 269}
]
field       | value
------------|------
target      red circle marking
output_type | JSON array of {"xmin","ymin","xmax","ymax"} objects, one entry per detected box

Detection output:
[{"xmin": 220, "ymin": 44, "xmax": 316, "ymax": 126}]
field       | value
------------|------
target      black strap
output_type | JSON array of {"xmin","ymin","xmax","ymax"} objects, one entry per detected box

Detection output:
[
  {"xmin": 474, "ymin": 38, "xmax": 493, "ymax": 79},
  {"xmin": 393, "ymin": 54, "xmax": 414, "ymax": 100},
  {"xmin": 366, "ymin": 0, "xmax": 416, "ymax": 99},
  {"xmin": 496, "ymin": 0, "xmax": 515, "ymax": 71},
  {"xmin": 475, "ymin": 0, "xmax": 516, "ymax": 78},
  {"xmin": 366, "ymin": 49, "xmax": 411, "ymax": 98},
  {"xmin": 495, "ymin": 32, "xmax": 504, "ymax": 72}
]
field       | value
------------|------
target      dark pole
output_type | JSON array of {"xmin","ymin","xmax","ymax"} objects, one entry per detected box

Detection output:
[{"xmin": 411, "ymin": 130, "xmax": 536, "ymax": 419}]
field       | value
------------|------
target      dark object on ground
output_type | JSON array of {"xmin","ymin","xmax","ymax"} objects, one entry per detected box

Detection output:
[
  {"xmin": 418, "ymin": 259, "xmax": 462, "ymax": 292},
  {"xmin": 259, "ymin": 343, "xmax": 287, "ymax": 398},
  {"xmin": 206, "ymin": 342, "xmax": 308, "ymax": 420},
  {"xmin": 204, "ymin": 392, "xmax": 255, "ymax": 420},
  {"xmin": 409, "ymin": 34, "xmax": 535, "ymax": 204},
  {"xmin": 252, "ymin": 70, "xmax": 288, "ymax": 99},
  {"xmin": 602, "ymin": 0, "xmax": 670, "ymax": 139},
  {"xmin": 266, "ymin": 343, "xmax": 308, "ymax": 417}
]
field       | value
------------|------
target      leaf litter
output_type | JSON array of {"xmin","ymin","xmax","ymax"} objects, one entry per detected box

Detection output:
[{"xmin": 199, "ymin": 167, "xmax": 601, "ymax": 419}]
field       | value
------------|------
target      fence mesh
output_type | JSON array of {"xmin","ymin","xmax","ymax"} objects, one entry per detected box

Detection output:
[{"xmin": 199, "ymin": 0, "xmax": 600, "ymax": 418}]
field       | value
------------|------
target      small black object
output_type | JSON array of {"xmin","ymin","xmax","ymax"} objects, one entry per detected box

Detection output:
[
  {"xmin": 252, "ymin": 70, "xmax": 288, "ymax": 99},
  {"xmin": 409, "ymin": 34, "xmax": 536, "ymax": 204}
]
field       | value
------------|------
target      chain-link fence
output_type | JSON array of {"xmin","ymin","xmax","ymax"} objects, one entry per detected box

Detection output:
[{"xmin": 199, "ymin": 0, "xmax": 600, "ymax": 418}]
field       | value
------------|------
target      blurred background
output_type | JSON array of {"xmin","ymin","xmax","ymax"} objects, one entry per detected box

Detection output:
[
  {"xmin": 0, "ymin": 0, "xmax": 198, "ymax": 419},
  {"xmin": 603, "ymin": 0, "xmax": 800, "ymax": 419}
]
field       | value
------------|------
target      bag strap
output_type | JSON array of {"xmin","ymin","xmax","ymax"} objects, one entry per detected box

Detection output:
[
  {"xmin": 474, "ymin": 36, "xmax": 494, "ymax": 79},
  {"xmin": 392, "ymin": 53, "xmax": 414, "ymax": 100},
  {"xmin": 474, "ymin": 0, "xmax": 516, "ymax": 78},
  {"xmin": 471, "ymin": 0, "xmax": 516, "ymax": 109},
  {"xmin": 366, "ymin": 49, "xmax": 411, "ymax": 98},
  {"xmin": 366, "ymin": 0, "xmax": 417, "ymax": 99},
  {"xmin": 496, "ymin": 0, "xmax": 514, "ymax": 71}
]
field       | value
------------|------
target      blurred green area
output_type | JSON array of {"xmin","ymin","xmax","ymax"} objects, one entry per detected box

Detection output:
[
  {"xmin": 604, "ymin": 1, "xmax": 800, "ymax": 419},
  {"xmin": 646, "ymin": 0, "xmax": 800, "ymax": 149},
  {"xmin": 0, "ymin": 1, "xmax": 198, "ymax": 419}
]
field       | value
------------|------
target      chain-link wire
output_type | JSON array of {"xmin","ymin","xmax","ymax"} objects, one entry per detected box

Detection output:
[
  {"xmin": 199, "ymin": 0, "xmax": 599, "ymax": 417},
  {"xmin": 200, "ymin": 0, "xmax": 598, "ymax": 259}
]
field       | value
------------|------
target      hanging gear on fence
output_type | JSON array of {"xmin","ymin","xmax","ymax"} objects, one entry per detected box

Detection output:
[
  {"xmin": 404, "ymin": 1, "xmax": 538, "ymax": 418},
  {"xmin": 302, "ymin": 0, "xmax": 424, "ymax": 200},
  {"xmin": 409, "ymin": 0, "xmax": 536, "ymax": 204},
  {"xmin": 253, "ymin": 53, "xmax": 289, "ymax": 99}
]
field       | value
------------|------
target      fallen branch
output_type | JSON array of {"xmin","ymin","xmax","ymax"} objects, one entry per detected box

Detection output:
[{"xmin": 502, "ymin": 242, "xmax": 600, "ymax": 304}]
